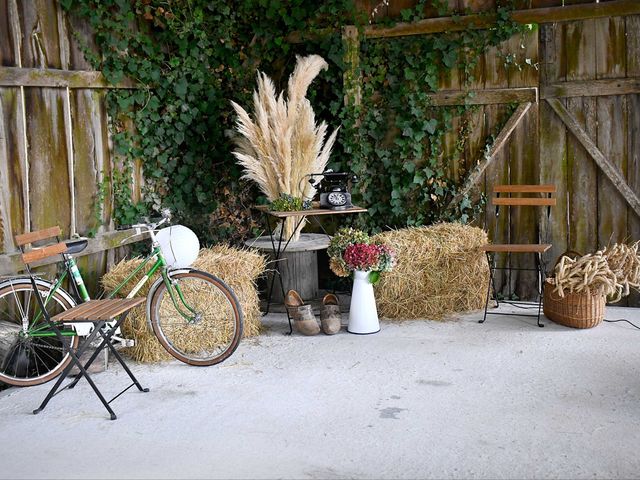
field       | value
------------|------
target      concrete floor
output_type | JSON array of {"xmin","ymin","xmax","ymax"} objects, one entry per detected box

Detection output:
[{"xmin": 1, "ymin": 306, "xmax": 639, "ymax": 479}]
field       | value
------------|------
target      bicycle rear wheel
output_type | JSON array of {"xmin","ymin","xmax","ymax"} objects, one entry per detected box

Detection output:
[
  {"xmin": 0, "ymin": 280, "xmax": 78, "ymax": 387},
  {"xmin": 149, "ymin": 270, "xmax": 243, "ymax": 366}
]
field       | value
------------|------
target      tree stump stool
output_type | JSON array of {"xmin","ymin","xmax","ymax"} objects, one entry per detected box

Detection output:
[{"xmin": 246, "ymin": 233, "xmax": 330, "ymax": 303}]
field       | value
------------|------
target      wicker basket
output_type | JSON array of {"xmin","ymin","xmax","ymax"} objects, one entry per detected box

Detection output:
[
  {"xmin": 543, "ymin": 281, "xmax": 605, "ymax": 328},
  {"xmin": 543, "ymin": 250, "xmax": 606, "ymax": 329}
]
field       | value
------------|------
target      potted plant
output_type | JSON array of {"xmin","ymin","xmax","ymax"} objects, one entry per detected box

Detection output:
[{"xmin": 231, "ymin": 55, "xmax": 339, "ymax": 242}]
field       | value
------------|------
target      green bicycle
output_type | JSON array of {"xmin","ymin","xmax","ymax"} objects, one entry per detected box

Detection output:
[{"xmin": 0, "ymin": 210, "xmax": 243, "ymax": 387}]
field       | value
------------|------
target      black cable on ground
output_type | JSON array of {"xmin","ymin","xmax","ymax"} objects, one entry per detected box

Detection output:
[{"xmin": 604, "ymin": 318, "xmax": 640, "ymax": 330}]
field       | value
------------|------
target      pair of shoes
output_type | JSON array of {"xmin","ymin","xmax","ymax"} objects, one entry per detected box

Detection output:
[
  {"xmin": 285, "ymin": 290, "xmax": 319, "ymax": 336},
  {"xmin": 284, "ymin": 290, "xmax": 342, "ymax": 336}
]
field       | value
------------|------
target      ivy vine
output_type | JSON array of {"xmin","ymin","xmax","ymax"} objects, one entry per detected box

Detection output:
[{"xmin": 62, "ymin": 0, "xmax": 531, "ymax": 243}]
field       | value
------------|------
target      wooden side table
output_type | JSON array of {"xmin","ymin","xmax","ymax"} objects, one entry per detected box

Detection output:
[{"xmin": 250, "ymin": 204, "xmax": 368, "ymax": 333}]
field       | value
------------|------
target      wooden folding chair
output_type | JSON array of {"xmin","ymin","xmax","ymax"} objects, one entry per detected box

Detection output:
[
  {"xmin": 480, "ymin": 185, "xmax": 556, "ymax": 327},
  {"xmin": 14, "ymin": 227, "xmax": 149, "ymax": 420}
]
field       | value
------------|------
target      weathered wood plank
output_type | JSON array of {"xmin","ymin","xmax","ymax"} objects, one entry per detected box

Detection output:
[
  {"xmin": 428, "ymin": 87, "xmax": 537, "ymax": 106},
  {"xmin": 538, "ymin": 20, "xmax": 568, "ymax": 270},
  {"xmin": 627, "ymin": 93, "xmax": 640, "ymax": 307},
  {"xmin": 0, "ymin": 88, "xmax": 26, "ymax": 252},
  {"xmin": 342, "ymin": 26, "xmax": 361, "ymax": 107},
  {"xmin": 447, "ymin": 102, "xmax": 531, "ymax": 210},
  {"xmin": 546, "ymin": 98, "xmax": 640, "ymax": 218},
  {"xmin": 16, "ymin": 0, "xmax": 62, "ymax": 68},
  {"xmin": 626, "ymin": 14, "xmax": 640, "ymax": 307},
  {"xmin": 0, "ymin": 230, "xmax": 146, "ymax": 274},
  {"xmin": 0, "ymin": 66, "xmax": 136, "ymax": 89},
  {"xmin": 72, "ymin": 89, "xmax": 113, "ymax": 296},
  {"xmin": 24, "ymin": 87, "xmax": 71, "ymax": 236},
  {"xmin": 597, "ymin": 96, "xmax": 628, "ymax": 252},
  {"xmin": 565, "ymin": 19, "xmax": 598, "ymax": 257},
  {"xmin": 595, "ymin": 16, "xmax": 626, "ymax": 80},
  {"xmin": 507, "ymin": 26, "xmax": 539, "ymax": 88},
  {"xmin": 538, "ymin": 100, "xmax": 568, "ymax": 270},
  {"xmin": 0, "ymin": 0, "xmax": 16, "ymax": 66},
  {"xmin": 542, "ymin": 77, "xmax": 640, "ymax": 99},
  {"xmin": 483, "ymin": 106, "xmax": 512, "ymax": 297}
]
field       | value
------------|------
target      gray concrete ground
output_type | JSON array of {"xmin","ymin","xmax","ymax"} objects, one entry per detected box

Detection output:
[{"xmin": 1, "ymin": 306, "xmax": 640, "ymax": 479}]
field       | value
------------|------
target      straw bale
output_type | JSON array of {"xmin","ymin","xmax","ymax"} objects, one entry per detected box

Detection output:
[
  {"xmin": 373, "ymin": 223, "xmax": 489, "ymax": 320},
  {"xmin": 101, "ymin": 245, "xmax": 266, "ymax": 362}
]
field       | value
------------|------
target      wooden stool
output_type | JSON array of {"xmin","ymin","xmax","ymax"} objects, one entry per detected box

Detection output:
[{"xmin": 33, "ymin": 298, "xmax": 148, "ymax": 420}]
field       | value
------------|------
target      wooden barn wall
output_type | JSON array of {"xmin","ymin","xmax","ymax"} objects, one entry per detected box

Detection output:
[
  {"xmin": 1, "ymin": 1, "xmax": 638, "ymax": 306},
  {"xmin": 355, "ymin": 0, "xmax": 640, "ymax": 306},
  {"xmin": 0, "ymin": 0, "xmax": 117, "ymax": 294}
]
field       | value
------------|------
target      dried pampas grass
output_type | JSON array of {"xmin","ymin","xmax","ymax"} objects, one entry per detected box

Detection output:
[
  {"xmin": 372, "ymin": 223, "xmax": 489, "ymax": 320},
  {"xmin": 231, "ymin": 54, "xmax": 339, "ymax": 241},
  {"xmin": 101, "ymin": 245, "xmax": 266, "ymax": 363}
]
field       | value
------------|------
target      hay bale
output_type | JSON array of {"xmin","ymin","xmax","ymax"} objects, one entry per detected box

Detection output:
[
  {"xmin": 373, "ymin": 223, "xmax": 489, "ymax": 320},
  {"xmin": 101, "ymin": 245, "xmax": 266, "ymax": 362}
]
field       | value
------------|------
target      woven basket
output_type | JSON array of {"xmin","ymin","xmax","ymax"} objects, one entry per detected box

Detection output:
[{"xmin": 543, "ymin": 248, "xmax": 605, "ymax": 329}]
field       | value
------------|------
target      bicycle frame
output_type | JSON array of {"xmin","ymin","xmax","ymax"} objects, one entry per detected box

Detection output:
[{"xmin": 26, "ymin": 222, "xmax": 198, "ymax": 339}]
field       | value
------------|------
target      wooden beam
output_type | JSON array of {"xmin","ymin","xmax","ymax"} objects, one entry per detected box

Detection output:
[
  {"xmin": 446, "ymin": 102, "xmax": 532, "ymax": 211},
  {"xmin": 0, "ymin": 67, "xmax": 136, "ymax": 89},
  {"xmin": 287, "ymin": 0, "xmax": 640, "ymax": 42},
  {"xmin": 366, "ymin": 0, "xmax": 640, "ymax": 39},
  {"xmin": 546, "ymin": 98, "xmax": 640, "ymax": 219},
  {"xmin": 542, "ymin": 77, "xmax": 640, "ymax": 99},
  {"xmin": 342, "ymin": 25, "xmax": 362, "ymax": 107},
  {"xmin": 429, "ymin": 87, "xmax": 537, "ymax": 106},
  {"xmin": 0, "ymin": 229, "xmax": 146, "ymax": 275}
]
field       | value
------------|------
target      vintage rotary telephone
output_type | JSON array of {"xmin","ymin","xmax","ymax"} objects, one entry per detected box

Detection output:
[{"xmin": 306, "ymin": 171, "xmax": 358, "ymax": 210}]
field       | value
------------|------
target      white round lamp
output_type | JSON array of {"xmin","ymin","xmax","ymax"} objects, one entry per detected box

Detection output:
[{"xmin": 156, "ymin": 225, "xmax": 200, "ymax": 268}]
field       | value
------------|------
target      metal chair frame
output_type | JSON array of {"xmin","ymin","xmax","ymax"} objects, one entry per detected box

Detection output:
[{"xmin": 481, "ymin": 185, "xmax": 556, "ymax": 328}]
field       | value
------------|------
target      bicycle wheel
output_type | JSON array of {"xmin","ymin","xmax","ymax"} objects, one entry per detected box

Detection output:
[
  {"xmin": 149, "ymin": 270, "xmax": 243, "ymax": 366},
  {"xmin": 0, "ymin": 280, "xmax": 78, "ymax": 387}
]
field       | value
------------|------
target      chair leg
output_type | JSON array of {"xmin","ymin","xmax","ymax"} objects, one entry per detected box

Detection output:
[
  {"xmin": 480, "ymin": 253, "xmax": 496, "ymax": 324},
  {"xmin": 535, "ymin": 252, "xmax": 545, "ymax": 328},
  {"xmin": 34, "ymin": 323, "xmax": 118, "ymax": 420},
  {"xmin": 33, "ymin": 324, "xmax": 103, "ymax": 414}
]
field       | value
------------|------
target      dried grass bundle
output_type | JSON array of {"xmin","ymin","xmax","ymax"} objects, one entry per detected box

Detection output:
[
  {"xmin": 231, "ymin": 55, "xmax": 339, "ymax": 241},
  {"xmin": 101, "ymin": 245, "xmax": 266, "ymax": 363},
  {"xmin": 549, "ymin": 242, "xmax": 640, "ymax": 303},
  {"xmin": 603, "ymin": 241, "xmax": 640, "ymax": 298},
  {"xmin": 372, "ymin": 223, "xmax": 489, "ymax": 320}
]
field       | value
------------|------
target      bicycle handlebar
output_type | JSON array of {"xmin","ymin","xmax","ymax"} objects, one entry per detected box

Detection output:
[
  {"xmin": 116, "ymin": 209, "xmax": 172, "ymax": 232},
  {"xmin": 116, "ymin": 209, "xmax": 172, "ymax": 243}
]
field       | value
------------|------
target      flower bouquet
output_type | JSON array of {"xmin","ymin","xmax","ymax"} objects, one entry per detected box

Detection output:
[{"xmin": 328, "ymin": 228, "xmax": 396, "ymax": 284}]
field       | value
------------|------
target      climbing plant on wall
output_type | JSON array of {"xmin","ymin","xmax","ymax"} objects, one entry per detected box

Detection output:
[{"xmin": 62, "ymin": 0, "xmax": 530, "ymax": 242}]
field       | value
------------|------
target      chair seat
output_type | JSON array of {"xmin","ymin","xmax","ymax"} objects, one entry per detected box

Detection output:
[
  {"xmin": 51, "ymin": 298, "xmax": 146, "ymax": 322},
  {"xmin": 480, "ymin": 243, "xmax": 551, "ymax": 253}
]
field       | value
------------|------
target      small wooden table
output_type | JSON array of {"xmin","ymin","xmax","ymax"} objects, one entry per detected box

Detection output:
[
  {"xmin": 33, "ymin": 298, "xmax": 149, "ymax": 420},
  {"xmin": 252, "ymin": 203, "xmax": 368, "ymax": 333}
]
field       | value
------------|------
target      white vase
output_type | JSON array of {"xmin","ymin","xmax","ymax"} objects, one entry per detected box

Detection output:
[{"xmin": 348, "ymin": 270, "xmax": 380, "ymax": 334}]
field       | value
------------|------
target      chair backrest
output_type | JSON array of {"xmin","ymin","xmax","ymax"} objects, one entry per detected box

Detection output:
[
  {"xmin": 492, "ymin": 185, "xmax": 557, "ymax": 207},
  {"xmin": 15, "ymin": 226, "xmax": 66, "ymax": 265}
]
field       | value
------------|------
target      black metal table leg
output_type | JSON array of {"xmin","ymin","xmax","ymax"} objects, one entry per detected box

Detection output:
[{"xmin": 262, "ymin": 212, "xmax": 307, "ymax": 335}]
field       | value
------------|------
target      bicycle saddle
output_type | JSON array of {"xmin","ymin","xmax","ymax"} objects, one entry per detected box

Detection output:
[{"xmin": 64, "ymin": 238, "xmax": 88, "ymax": 255}]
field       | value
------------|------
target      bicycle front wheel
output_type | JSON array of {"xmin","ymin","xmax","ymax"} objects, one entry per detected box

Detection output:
[
  {"xmin": 0, "ymin": 280, "xmax": 78, "ymax": 387},
  {"xmin": 149, "ymin": 270, "xmax": 243, "ymax": 366}
]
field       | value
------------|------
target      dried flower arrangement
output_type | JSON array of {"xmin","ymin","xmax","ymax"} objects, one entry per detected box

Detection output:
[{"xmin": 231, "ymin": 54, "xmax": 339, "ymax": 241}]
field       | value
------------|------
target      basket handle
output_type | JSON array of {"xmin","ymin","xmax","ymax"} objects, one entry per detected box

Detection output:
[{"xmin": 552, "ymin": 249, "xmax": 582, "ymax": 269}]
